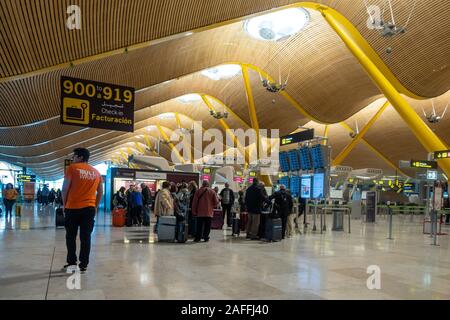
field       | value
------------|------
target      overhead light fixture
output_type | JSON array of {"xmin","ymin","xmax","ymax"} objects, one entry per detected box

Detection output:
[
  {"xmin": 178, "ymin": 94, "xmax": 202, "ymax": 104},
  {"xmin": 158, "ymin": 113, "xmax": 175, "ymax": 119},
  {"xmin": 244, "ymin": 8, "xmax": 310, "ymax": 41},
  {"xmin": 201, "ymin": 64, "xmax": 241, "ymax": 81}
]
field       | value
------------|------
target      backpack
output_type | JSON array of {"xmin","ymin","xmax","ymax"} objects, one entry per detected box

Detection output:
[{"xmin": 222, "ymin": 189, "xmax": 231, "ymax": 205}]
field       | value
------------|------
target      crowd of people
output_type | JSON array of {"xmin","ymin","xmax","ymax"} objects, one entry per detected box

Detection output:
[
  {"xmin": 36, "ymin": 185, "xmax": 62, "ymax": 207},
  {"xmin": 112, "ymin": 177, "xmax": 304, "ymax": 242}
]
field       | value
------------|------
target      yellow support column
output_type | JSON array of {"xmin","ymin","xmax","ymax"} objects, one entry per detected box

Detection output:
[
  {"xmin": 241, "ymin": 65, "xmax": 260, "ymax": 159},
  {"xmin": 333, "ymin": 100, "xmax": 390, "ymax": 166},
  {"xmin": 175, "ymin": 112, "xmax": 182, "ymax": 129},
  {"xmin": 323, "ymin": 125, "xmax": 329, "ymax": 146},
  {"xmin": 157, "ymin": 125, "xmax": 185, "ymax": 164},
  {"xmin": 320, "ymin": 8, "xmax": 450, "ymax": 176}
]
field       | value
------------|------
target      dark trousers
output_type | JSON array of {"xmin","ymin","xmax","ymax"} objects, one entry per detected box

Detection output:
[
  {"xmin": 222, "ymin": 204, "xmax": 233, "ymax": 226},
  {"xmin": 195, "ymin": 217, "xmax": 212, "ymax": 241},
  {"xmin": 281, "ymin": 214, "xmax": 288, "ymax": 239},
  {"xmin": 4, "ymin": 199, "xmax": 15, "ymax": 216},
  {"xmin": 131, "ymin": 206, "xmax": 142, "ymax": 225},
  {"xmin": 65, "ymin": 207, "xmax": 96, "ymax": 267}
]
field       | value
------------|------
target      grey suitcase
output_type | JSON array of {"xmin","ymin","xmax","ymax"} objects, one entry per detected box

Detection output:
[
  {"xmin": 265, "ymin": 218, "xmax": 282, "ymax": 242},
  {"xmin": 158, "ymin": 216, "xmax": 176, "ymax": 242}
]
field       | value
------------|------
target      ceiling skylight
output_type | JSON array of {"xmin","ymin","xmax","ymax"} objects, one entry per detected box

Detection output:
[
  {"xmin": 178, "ymin": 94, "xmax": 202, "ymax": 103},
  {"xmin": 201, "ymin": 64, "xmax": 242, "ymax": 81},
  {"xmin": 244, "ymin": 8, "xmax": 310, "ymax": 41}
]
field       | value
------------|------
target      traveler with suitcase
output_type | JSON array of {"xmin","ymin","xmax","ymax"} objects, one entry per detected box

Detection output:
[
  {"xmin": 268, "ymin": 184, "xmax": 293, "ymax": 240},
  {"xmin": 62, "ymin": 148, "xmax": 103, "ymax": 273},
  {"xmin": 244, "ymin": 179, "xmax": 268, "ymax": 240},
  {"xmin": 129, "ymin": 186, "xmax": 143, "ymax": 226},
  {"xmin": 191, "ymin": 180, "xmax": 219, "ymax": 242},
  {"xmin": 141, "ymin": 183, "xmax": 152, "ymax": 226},
  {"xmin": 219, "ymin": 183, "xmax": 235, "ymax": 228},
  {"xmin": 187, "ymin": 181, "xmax": 198, "ymax": 237},
  {"xmin": 154, "ymin": 181, "xmax": 174, "ymax": 233}
]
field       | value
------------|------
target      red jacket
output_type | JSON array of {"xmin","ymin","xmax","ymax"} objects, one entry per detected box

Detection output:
[{"xmin": 192, "ymin": 187, "xmax": 219, "ymax": 218}]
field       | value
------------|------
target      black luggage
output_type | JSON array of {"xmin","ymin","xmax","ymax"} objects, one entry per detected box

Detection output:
[
  {"xmin": 177, "ymin": 221, "xmax": 188, "ymax": 243},
  {"xmin": 265, "ymin": 218, "xmax": 282, "ymax": 242},
  {"xmin": 55, "ymin": 208, "xmax": 65, "ymax": 228},
  {"xmin": 232, "ymin": 216, "xmax": 240, "ymax": 236}
]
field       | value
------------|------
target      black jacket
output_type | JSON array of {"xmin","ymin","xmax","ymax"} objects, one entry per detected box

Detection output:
[
  {"xmin": 142, "ymin": 186, "xmax": 152, "ymax": 206},
  {"xmin": 219, "ymin": 187, "xmax": 235, "ymax": 206},
  {"xmin": 269, "ymin": 190, "xmax": 293, "ymax": 217},
  {"xmin": 244, "ymin": 184, "xmax": 267, "ymax": 214}
]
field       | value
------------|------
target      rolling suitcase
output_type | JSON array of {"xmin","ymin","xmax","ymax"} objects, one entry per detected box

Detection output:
[
  {"xmin": 112, "ymin": 208, "xmax": 126, "ymax": 227},
  {"xmin": 177, "ymin": 221, "xmax": 189, "ymax": 243},
  {"xmin": 232, "ymin": 216, "xmax": 240, "ymax": 236},
  {"xmin": 55, "ymin": 207, "xmax": 65, "ymax": 228},
  {"xmin": 265, "ymin": 218, "xmax": 282, "ymax": 242},
  {"xmin": 211, "ymin": 209, "xmax": 224, "ymax": 230},
  {"xmin": 158, "ymin": 216, "xmax": 176, "ymax": 242},
  {"xmin": 239, "ymin": 212, "xmax": 248, "ymax": 231}
]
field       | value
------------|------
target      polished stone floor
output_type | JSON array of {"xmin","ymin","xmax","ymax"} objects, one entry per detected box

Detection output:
[{"xmin": 0, "ymin": 203, "xmax": 449, "ymax": 300}]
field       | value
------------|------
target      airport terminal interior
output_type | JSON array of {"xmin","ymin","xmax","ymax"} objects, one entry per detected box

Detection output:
[{"xmin": 0, "ymin": 0, "xmax": 450, "ymax": 300}]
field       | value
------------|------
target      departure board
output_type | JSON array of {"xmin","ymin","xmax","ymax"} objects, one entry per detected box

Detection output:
[
  {"xmin": 288, "ymin": 149, "xmax": 300, "ymax": 171},
  {"xmin": 290, "ymin": 175, "xmax": 300, "ymax": 197},
  {"xmin": 299, "ymin": 147, "xmax": 312, "ymax": 170},
  {"xmin": 279, "ymin": 151, "xmax": 290, "ymax": 172}
]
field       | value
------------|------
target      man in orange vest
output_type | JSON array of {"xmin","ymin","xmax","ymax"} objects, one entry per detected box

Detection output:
[{"xmin": 62, "ymin": 148, "xmax": 103, "ymax": 273}]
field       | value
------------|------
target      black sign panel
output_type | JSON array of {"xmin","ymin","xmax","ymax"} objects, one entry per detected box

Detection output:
[
  {"xmin": 410, "ymin": 160, "xmax": 437, "ymax": 169},
  {"xmin": 280, "ymin": 129, "xmax": 314, "ymax": 146},
  {"xmin": 115, "ymin": 169, "xmax": 136, "ymax": 179},
  {"xmin": 61, "ymin": 76, "xmax": 134, "ymax": 132},
  {"xmin": 17, "ymin": 174, "xmax": 36, "ymax": 182},
  {"xmin": 434, "ymin": 150, "xmax": 450, "ymax": 160}
]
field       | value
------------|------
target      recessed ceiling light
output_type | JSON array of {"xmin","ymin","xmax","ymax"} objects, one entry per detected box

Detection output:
[
  {"xmin": 158, "ymin": 113, "xmax": 175, "ymax": 119},
  {"xmin": 178, "ymin": 94, "xmax": 202, "ymax": 103},
  {"xmin": 201, "ymin": 64, "xmax": 241, "ymax": 81},
  {"xmin": 244, "ymin": 8, "xmax": 310, "ymax": 41}
]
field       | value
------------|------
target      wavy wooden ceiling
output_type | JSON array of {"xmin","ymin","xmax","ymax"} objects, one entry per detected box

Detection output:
[{"xmin": 0, "ymin": 0, "xmax": 449, "ymax": 179}]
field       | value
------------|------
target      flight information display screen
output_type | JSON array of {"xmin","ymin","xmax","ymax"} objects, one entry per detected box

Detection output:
[
  {"xmin": 279, "ymin": 152, "xmax": 290, "ymax": 172},
  {"xmin": 312, "ymin": 173, "xmax": 325, "ymax": 199},
  {"xmin": 290, "ymin": 176, "xmax": 300, "ymax": 197},
  {"xmin": 288, "ymin": 149, "xmax": 300, "ymax": 171},
  {"xmin": 300, "ymin": 175, "xmax": 312, "ymax": 199}
]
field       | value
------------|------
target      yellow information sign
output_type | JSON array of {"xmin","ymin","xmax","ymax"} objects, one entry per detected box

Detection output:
[
  {"xmin": 434, "ymin": 150, "xmax": 450, "ymax": 160},
  {"xmin": 60, "ymin": 76, "xmax": 135, "ymax": 132}
]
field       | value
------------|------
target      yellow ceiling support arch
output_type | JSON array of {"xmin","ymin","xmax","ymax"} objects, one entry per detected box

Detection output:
[
  {"xmin": 319, "ymin": 7, "xmax": 450, "ymax": 176},
  {"xmin": 157, "ymin": 125, "xmax": 186, "ymax": 164},
  {"xmin": 333, "ymin": 100, "xmax": 390, "ymax": 166},
  {"xmin": 339, "ymin": 122, "xmax": 407, "ymax": 177},
  {"xmin": 241, "ymin": 65, "xmax": 260, "ymax": 158},
  {"xmin": 201, "ymin": 95, "xmax": 249, "ymax": 164}
]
